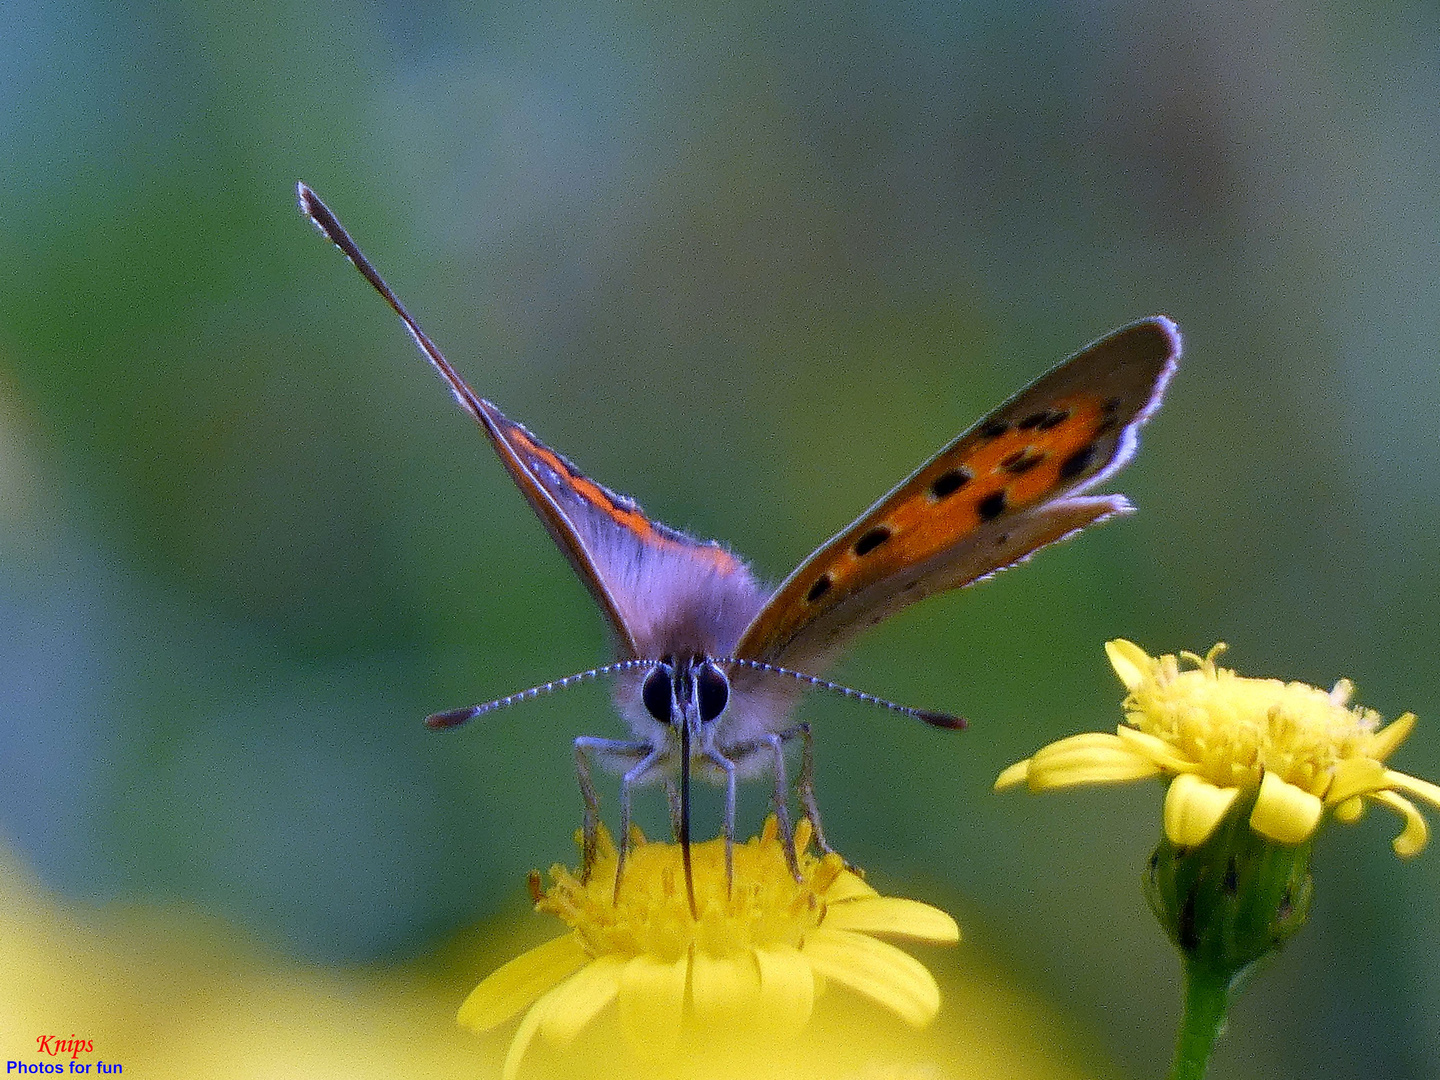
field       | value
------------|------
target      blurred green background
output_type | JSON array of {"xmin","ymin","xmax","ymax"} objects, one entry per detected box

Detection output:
[{"xmin": 3, "ymin": 2, "xmax": 1438, "ymax": 1077}]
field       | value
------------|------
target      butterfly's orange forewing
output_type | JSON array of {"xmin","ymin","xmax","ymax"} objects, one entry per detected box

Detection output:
[{"xmin": 732, "ymin": 318, "xmax": 1179, "ymax": 671}]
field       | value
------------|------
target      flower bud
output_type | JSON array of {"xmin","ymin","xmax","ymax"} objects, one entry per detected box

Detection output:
[{"xmin": 1144, "ymin": 783, "xmax": 1314, "ymax": 979}]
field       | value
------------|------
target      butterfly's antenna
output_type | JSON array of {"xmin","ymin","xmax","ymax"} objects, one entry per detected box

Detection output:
[
  {"xmin": 296, "ymin": 183, "xmax": 491, "ymax": 424},
  {"xmin": 718, "ymin": 658, "xmax": 967, "ymax": 730},
  {"xmin": 425, "ymin": 659, "xmax": 655, "ymax": 729}
]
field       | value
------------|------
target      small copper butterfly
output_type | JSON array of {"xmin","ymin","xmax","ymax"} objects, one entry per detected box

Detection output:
[{"xmin": 298, "ymin": 183, "xmax": 1180, "ymax": 902}]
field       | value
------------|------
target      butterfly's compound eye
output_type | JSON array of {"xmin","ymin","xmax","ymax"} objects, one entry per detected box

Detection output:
[
  {"xmin": 642, "ymin": 666, "xmax": 674, "ymax": 723},
  {"xmin": 696, "ymin": 662, "xmax": 729, "ymax": 724}
]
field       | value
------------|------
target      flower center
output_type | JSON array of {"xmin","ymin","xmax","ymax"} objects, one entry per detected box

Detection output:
[
  {"xmin": 537, "ymin": 819, "xmax": 844, "ymax": 964},
  {"xmin": 1127, "ymin": 649, "xmax": 1384, "ymax": 796}
]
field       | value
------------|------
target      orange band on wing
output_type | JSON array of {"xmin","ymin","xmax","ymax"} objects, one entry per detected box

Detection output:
[{"xmin": 501, "ymin": 419, "xmax": 744, "ymax": 575}]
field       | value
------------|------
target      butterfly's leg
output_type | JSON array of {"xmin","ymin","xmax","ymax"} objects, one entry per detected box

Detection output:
[
  {"xmin": 762, "ymin": 732, "xmax": 801, "ymax": 880},
  {"xmin": 616, "ymin": 744, "xmax": 667, "ymax": 901},
  {"xmin": 573, "ymin": 736, "xmax": 650, "ymax": 884},
  {"xmin": 699, "ymin": 747, "xmax": 739, "ymax": 892},
  {"xmin": 790, "ymin": 722, "xmax": 841, "ymax": 859},
  {"xmin": 573, "ymin": 739, "xmax": 602, "ymax": 879},
  {"xmin": 721, "ymin": 733, "xmax": 799, "ymax": 878}
]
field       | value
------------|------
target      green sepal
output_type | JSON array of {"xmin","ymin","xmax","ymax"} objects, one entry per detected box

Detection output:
[{"xmin": 1146, "ymin": 784, "xmax": 1315, "ymax": 976}]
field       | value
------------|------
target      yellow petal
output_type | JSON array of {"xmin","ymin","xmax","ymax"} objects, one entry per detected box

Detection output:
[
  {"xmin": 1325, "ymin": 758, "xmax": 1389, "ymax": 804},
  {"xmin": 1249, "ymin": 772, "xmax": 1323, "ymax": 845},
  {"xmin": 1371, "ymin": 789, "xmax": 1429, "ymax": 856},
  {"xmin": 823, "ymin": 897, "xmax": 960, "ymax": 944},
  {"xmin": 690, "ymin": 948, "xmax": 761, "ymax": 1028},
  {"xmin": 753, "ymin": 945, "xmax": 815, "ymax": 1034},
  {"xmin": 1384, "ymin": 768, "xmax": 1440, "ymax": 812},
  {"xmin": 822, "ymin": 866, "xmax": 879, "ymax": 903},
  {"xmin": 1332, "ymin": 795, "xmax": 1365, "ymax": 824},
  {"xmin": 501, "ymin": 1000, "xmax": 546, "ymax": 1080},
  {"xmin": 534, "ymin": 954, "xmax": 624, "ymax": 1045},
  {"xmin": 802, "ymin": 928, "xmax": 940, "ymax": 1028},
  {"xmin": 457, "ymin": 932, "xmax": 590, "ymax": 1031},
  {"xmin": 617, "ymin": 952, "xmax": 688, "ymax": 1058},
  {"xmin": 994, "ymin": 759, "xmax": 1031, "ymax": 790},
  {"xmin": 1105, "ymin": 639, "xmax": 1153, "ymax": 690},
  {"xmin": 1025, "ymin": 732, "xmax": 1163, "ymax": 789},
  {"xmin": 1163, "ymin": 774, "xmax": 1239, "ymax": 846},
  {"xmin": 1370, "ymin": 712, "xmax": 1417, "ymax": 760},
  {"xmin": 1115, "ymin": 725, "xmax": 1201, "ymax": 773}
]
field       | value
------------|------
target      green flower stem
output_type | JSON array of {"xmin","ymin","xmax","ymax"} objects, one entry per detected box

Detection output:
[
  {"xmin": 1169, "ymin": 959, "xmax": 1232, "ymax": 1080},
  {"xmin": 1147, "ymin": 789, "xmax": 1317, "ymax": 1080}
]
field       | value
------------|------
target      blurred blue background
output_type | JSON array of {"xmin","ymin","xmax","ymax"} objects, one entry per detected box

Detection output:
[{"xmin": 2, "ymin": 2, "xmax": 1438, "ymax": 1077}]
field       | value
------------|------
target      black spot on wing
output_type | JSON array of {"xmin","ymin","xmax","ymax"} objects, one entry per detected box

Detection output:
[
  {"xmin": 999, "ymin": 447, "xmax": 1046, "ymax": 475},
  {"xmin": 1058, "ymin": 444, "xmax": 1096, "ymax": 481},
  {"xmin": 805, "ymin": 575, "xmax": 833, "ymax": 603},
  {"xmin": 853, "ymin": 526, "xmax": 892, "ymax": 557},
  {"xmin": 929, "ymin": 468, "xmax": 972, "ymax": 500},
  {"xmin": 977, "ymin": 490, "xmax": 1007, "ymax": 521},
  {"xmin": 1017, "ymin": 408, "xmax": 1070, "ymax": 431},
  {"xmin": 980, "ymin": 420, "xmax": 1011, "ymax": 440}
]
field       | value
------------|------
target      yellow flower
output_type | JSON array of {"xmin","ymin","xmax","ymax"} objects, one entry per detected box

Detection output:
[
  {"xmin": 4, "ymin": 840, "xmax": 1099, "ymax": 1080},
  {"xmin": 997, "ymin": 639, "xmax": 1440, "ymax": 856},
  {"xmin": 458, "ymin": 817, "xmax": 959, "ymax": 1080}
]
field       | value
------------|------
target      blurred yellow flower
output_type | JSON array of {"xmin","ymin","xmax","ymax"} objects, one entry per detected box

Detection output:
[
  {"xmin": 997, "ymin": 639, "xmax": 1440, "ymax": 855},
  {"xmin": 459, "ymin": 817, "xmax": 959, "ymax": 1080},
  {"xmin": 0, "ymin": 839, "xmax": 1108, "ymax": 1080}
]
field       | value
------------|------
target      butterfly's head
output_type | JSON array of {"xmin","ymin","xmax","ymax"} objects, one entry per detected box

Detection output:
[{"xmin": 641, "ymin": 655, "xmax": 730, "ymax": 736}]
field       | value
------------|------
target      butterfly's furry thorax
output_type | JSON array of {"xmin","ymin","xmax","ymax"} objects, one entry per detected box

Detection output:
[
  {"xmin": 600, "ymin": 532, "xmax": 767, "ymax": 661},
  {"xmin": 603, "ymin": 547, "xmax": 808, "ymax": 763}
]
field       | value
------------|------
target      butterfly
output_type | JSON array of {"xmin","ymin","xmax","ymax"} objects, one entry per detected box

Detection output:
[{"xmin": 298, "ymin": 183, "xmax": 1180, "ymax": 907}]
